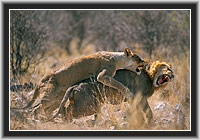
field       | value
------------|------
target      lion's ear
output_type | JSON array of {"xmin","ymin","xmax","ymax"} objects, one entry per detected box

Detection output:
[
  {"xmin": 124, "ymin": 48, "xmax": 133, "ymax": 57},
  {"xmin": 156, "ymin": 59, "xmax": 162, "ymax": 63},
  {"xmin": 168, "ymin": 62, "xmax": 172, "ymax": 68}
]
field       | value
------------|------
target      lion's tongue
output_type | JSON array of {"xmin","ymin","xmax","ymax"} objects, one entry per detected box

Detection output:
[
  {"xmin": 159, "ymin": 75, "xmax": 169, "ymax": 84},
  {"xmin": 158, "ymin": 78, "xmax": 163, "ymax": 84}
]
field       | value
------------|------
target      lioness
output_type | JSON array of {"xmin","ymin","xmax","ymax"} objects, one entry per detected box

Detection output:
[
  {"xmin": 22, "ymin": 48, "xmax": 146, "ymax": 118},
  {"xmin": 51, "ymin": 60, "xmax": 174, "ymax": 124}
]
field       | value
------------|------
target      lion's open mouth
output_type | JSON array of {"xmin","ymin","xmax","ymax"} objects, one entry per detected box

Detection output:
[{"xmin": 157, "ymin": 74, "xmax": 171, "ymax": 85}]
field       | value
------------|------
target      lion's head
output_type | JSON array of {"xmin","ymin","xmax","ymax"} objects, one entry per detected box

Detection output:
[{"xmin": 147, "ymin": 60, "xmax": 174, "ymax": 88}]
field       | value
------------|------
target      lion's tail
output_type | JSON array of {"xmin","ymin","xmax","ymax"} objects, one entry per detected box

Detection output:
[
  {"xmin": 23, "ymin": 74, "xmax": 53, "ymax": 109},
  {"xmin": 22, "ymin": 85, "xmax": 40, "ymax": 109},
  {"xmin": 10, "ymin": 86, "xmax": 40, "ymax": 110}
]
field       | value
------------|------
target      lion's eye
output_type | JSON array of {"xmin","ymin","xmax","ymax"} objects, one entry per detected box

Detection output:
[
  {"xmin": 132, "ymin": 55, "xmax": 137, "ymax": 58},
  {"xmin": 167, "ymin": 68, "xmax": 172, "ymax": 72},
  {"xmin": 132, "ymin": 55, "xmax": 141, "ymax": 61}
]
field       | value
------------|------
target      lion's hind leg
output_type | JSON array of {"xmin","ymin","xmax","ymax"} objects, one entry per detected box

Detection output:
[
  {"xmin": 49, "ymin": 85, "xmax": 77, "ymax": 121},
  {"xmin": 31, "ymin": 84, "xmax": 64, "ymax": 120}
]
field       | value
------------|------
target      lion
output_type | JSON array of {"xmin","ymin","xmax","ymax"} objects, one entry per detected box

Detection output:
[
  {"xmin": 19, "ymin": 48, "xmax": 146, "ymax": 118},
  {"xmin": 50, "ymin": 60, "xmax": 174, "ymax": 124}
]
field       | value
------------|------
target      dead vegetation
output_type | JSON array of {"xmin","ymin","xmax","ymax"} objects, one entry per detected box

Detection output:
[
  {"xmin": 9, "ymin": 10, "xmax": 190, "ymax": 130},
  {"xmin": 10, "ymin": 45, "xmax": 190, "ymax": 130}
]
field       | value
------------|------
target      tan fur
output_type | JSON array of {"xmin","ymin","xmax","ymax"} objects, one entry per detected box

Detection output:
[
  {"xmin": 23, "ymin": 48, "xmax": 146, "ymax": 118},
  {"xmin": 50, "ymin": 60, "xmax": 174, "ymax": 124}
]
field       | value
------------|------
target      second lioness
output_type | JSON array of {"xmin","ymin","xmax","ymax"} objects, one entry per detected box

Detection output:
[{"xmin": 24, "ymin": 48, "xmax": 146, "ymax": 118}]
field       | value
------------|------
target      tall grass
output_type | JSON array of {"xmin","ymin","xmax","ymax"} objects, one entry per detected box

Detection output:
[{"xmin": 10, "ymin": 44, "xmax": 190, "ymax": 130}]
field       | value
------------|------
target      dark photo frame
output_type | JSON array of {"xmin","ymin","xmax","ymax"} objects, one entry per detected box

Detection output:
[{"xmin": 2, "ymin": 1, "xmax": 198, "ymax": 138}]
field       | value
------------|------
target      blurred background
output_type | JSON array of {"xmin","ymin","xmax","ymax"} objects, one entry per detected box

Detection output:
[{"xmin": 10, "ymin": 10, "xmax": 190, "ymax": 130}]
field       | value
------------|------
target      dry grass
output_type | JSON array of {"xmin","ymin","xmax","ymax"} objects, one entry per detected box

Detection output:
[{"xmin": 10, "ymin": 43, "xmax": 190, "ymax": 130}]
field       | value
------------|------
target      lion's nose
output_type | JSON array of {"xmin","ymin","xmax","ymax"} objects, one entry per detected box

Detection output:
[{"xmin": 170, "ymin": 74, "xmax": 174, "ymax": 80}]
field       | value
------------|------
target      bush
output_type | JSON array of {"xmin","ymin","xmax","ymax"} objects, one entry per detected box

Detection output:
[{"xmin": 10, "ymin": 10, "xmax": 48, "ymax": 80}]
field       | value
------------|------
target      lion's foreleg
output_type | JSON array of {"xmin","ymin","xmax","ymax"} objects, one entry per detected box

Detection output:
[
  {"xmin": 134, "ymin": 96, "xmax": 154, "ymax": 126},
  {"xmin": 143, "ymin": 101, "xmax": 154, "ymax": 125},
  {"xmin": 97, "ymin": 69, "xmax": 133, "ymax": 98}
]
